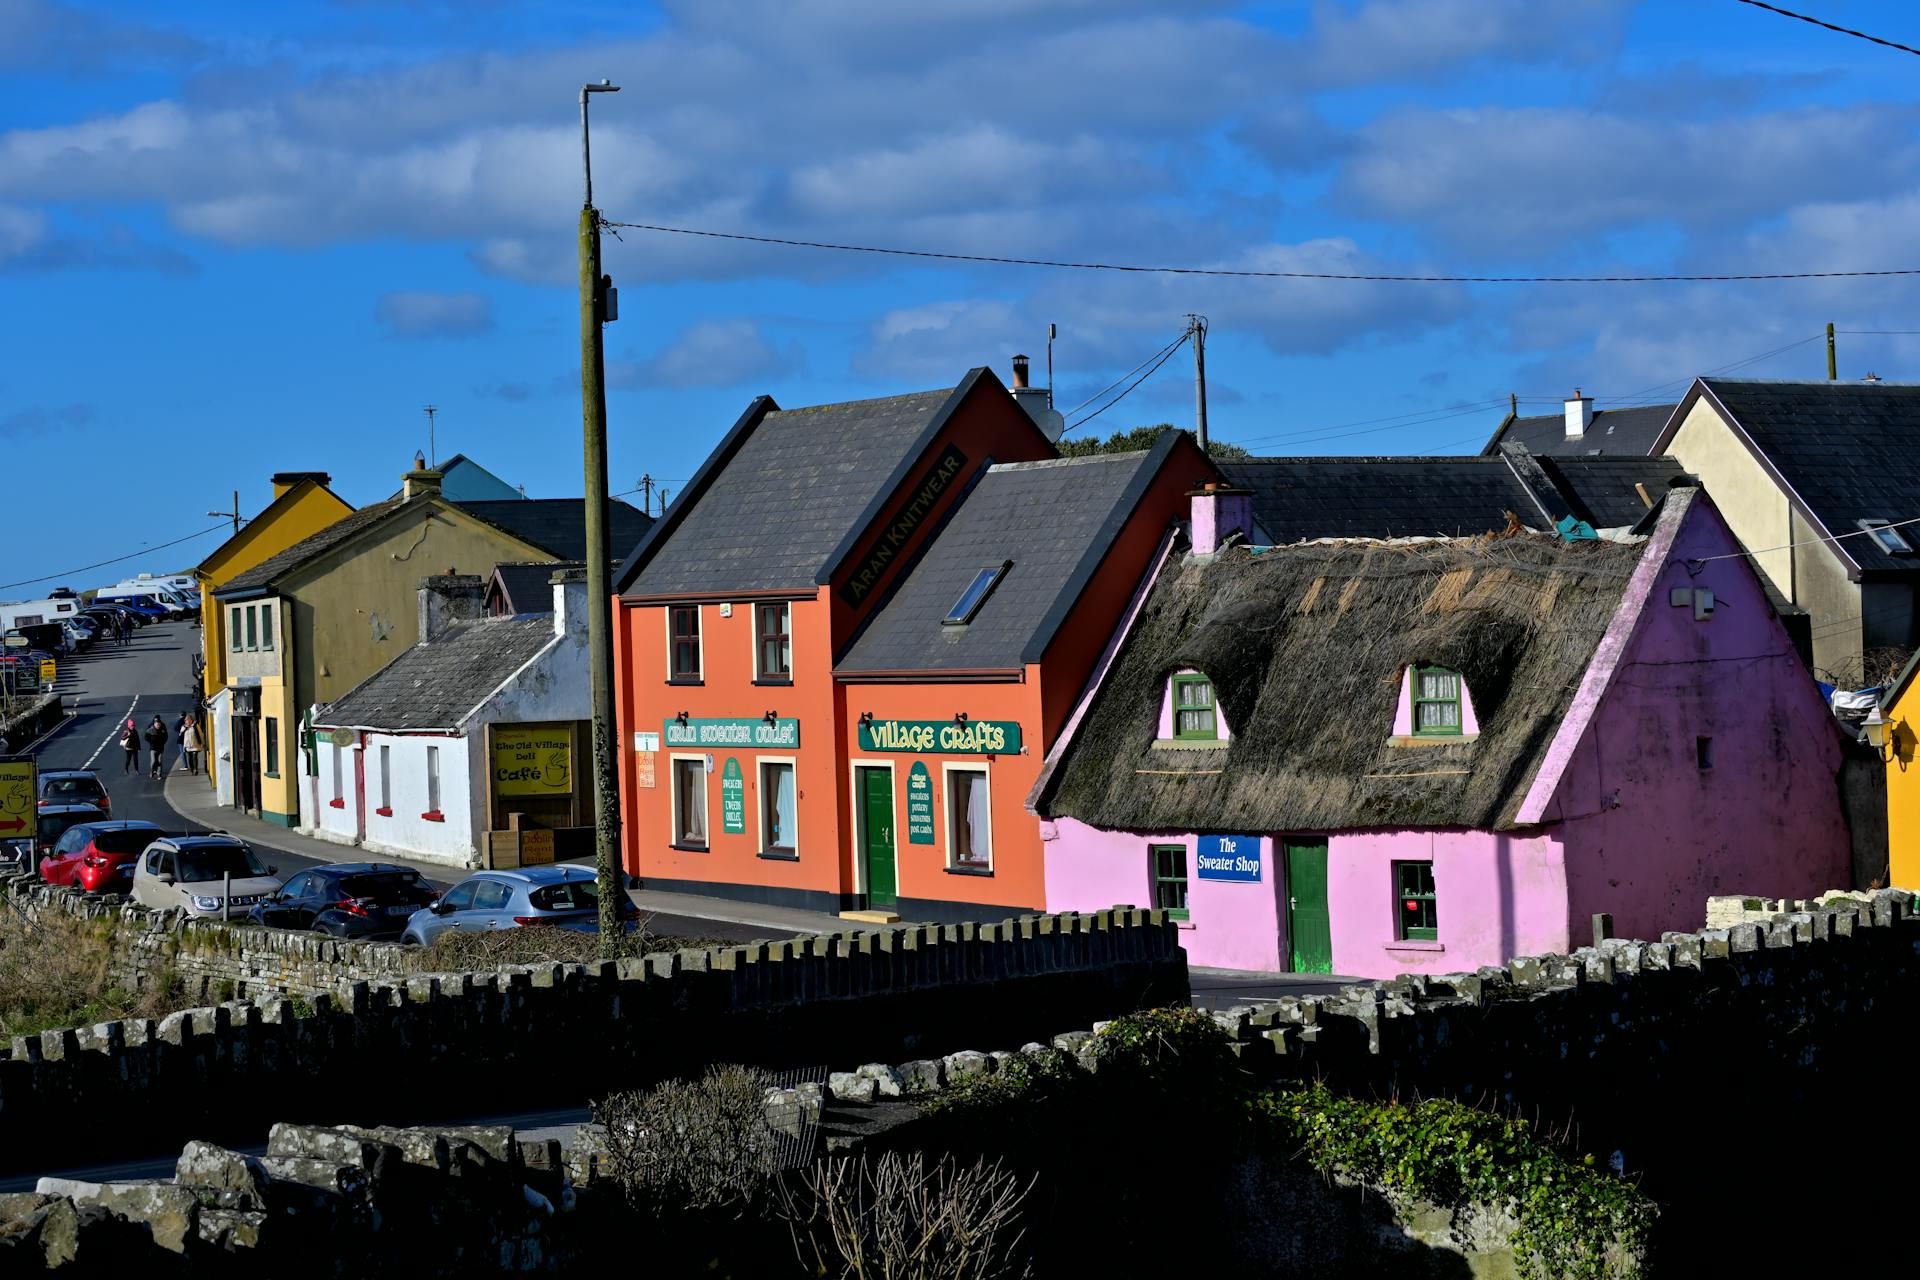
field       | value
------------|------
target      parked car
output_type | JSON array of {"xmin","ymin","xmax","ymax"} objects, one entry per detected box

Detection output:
[
  {"xmin": 398, "ymin": 865, "xmax": 637, "ymax": 946},
  {"xmin": 131, "ymin": 836, "xmax": 282, "ymax": 918},
  {"xmin": 248, "ymin": 862, "xmax": 440, "ymax": 939},
  {"xmin": 32, "ymin": 804, "xmax": 107, "ymax": 859},
  {"xmin": 38, "ymin": 769, "xmax": 109, "ymax": 816},
  {"xmin": 38, "ymin": 820, "xmax": 165, "ymax": 892}
]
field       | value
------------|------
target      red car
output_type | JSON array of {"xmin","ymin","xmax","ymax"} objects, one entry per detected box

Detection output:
[{"xmin": 39, "ymin": 820, "xmax": 164, "ymax": 893}]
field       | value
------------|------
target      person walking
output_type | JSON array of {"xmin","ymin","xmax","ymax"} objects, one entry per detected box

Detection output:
[
  {"xmin": 120, "ymin": 718, "xmax": 140, "ymax": 773},
  {"xmin": 144, "ymin": 715, "xmax": 168, "ymax": 781},
  {"xmin": 181, "ymin": 716, "xmax": 202, "ymax": 776}
]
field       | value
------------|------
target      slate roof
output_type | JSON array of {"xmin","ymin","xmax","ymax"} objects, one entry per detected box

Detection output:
[
  {"xmin": 316, "ymin": 615, "xmax": 556, "ymax": 731},
  {"xmin": 1480, "ymin": 403, "xmax": 1676, "ymax": 457},
  {"xmin": 488, "ymin": 561, "xmax": 580, "ymax": 616},
  {"xmin": 837, "ymin": 443, "xmax": 1172, "ymax": 674},
  {"xmin": 1217, "ymin": 453, "xmax": 1684, "ymax": 543},
  {"xmin": 1690, "ymin": 378, "xmax": 1920, "ymax": 575},
  {"xmin": 216, "ymin": 498, "xmax": 648, "ymax": 597},
  {"xmin": 622, "ymin": 385, "xmax": 964, "ymax": 597}
]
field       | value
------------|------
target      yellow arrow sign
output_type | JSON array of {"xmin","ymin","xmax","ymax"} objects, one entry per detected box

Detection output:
[{"xmin": 0, "ymin": 757, "xmax": 35, "ymax": 844}]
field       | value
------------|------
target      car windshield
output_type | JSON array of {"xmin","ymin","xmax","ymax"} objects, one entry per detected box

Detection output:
[
  {"xmin": 174, "ymin": 844, "xmax": 269, "ymax": 883},
  {"xmin": 94, "ymin": 829, "xmax": 160, "ymax": 856},
  {"xmin": 45, "ymin": 777, "xmax": 103, "ymax": 798},
  {"xmin": 528, "ymin": 880, "xmax": 598, "ymax": 912},
  {"xmin": 339, "ymin": 872, "xmax": 428, "ymax": 902}
]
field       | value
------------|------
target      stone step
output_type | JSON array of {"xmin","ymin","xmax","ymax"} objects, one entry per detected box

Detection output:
[{"xmin": 838, "ymin": 909, "xmax": 900, "ymax": 924}]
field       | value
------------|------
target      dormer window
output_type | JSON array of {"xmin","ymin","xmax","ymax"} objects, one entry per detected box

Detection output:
[
  {"xmin": 944, "ymin": 561, "xmax": 1012, "ymax": 625},
  {"xmin": 1857, "ymin": 519, "xmax": 1914, "ymax": 556},
  {"xmin": 1172, "ymin": 674, "xmax": 1217, "ymax": 740},
  {"xmin": 1413, "ymin": 665, "xmax": 1463, "ymax": 737}
]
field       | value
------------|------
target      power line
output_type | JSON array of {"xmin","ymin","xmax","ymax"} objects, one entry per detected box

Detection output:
[
  {"xmin": 1686, "ymin": 513, "xmax": 1920, "ymax": 567},
  {"xmin": 1732, "ymin": 0, "xmax": 1920, "ymax": 59},
  {"xmin": 600, "ymin": 219, "xmax": 1920, "ymax": 285},
  {"xmin": 0, "ymin": 523, "xmax": 230, "ymax": 593},
  {"xmin": 1061, "ymin": 331, "xmax": 1189, "ymax": 418},
  {"xmin": 1066, "ymin": 335, "xmax": 1191, "ymax": 433}
]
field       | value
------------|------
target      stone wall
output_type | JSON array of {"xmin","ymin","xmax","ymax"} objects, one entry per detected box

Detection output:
[{"xmin": 0, "ymin": 877, "xmax": 1186, "ymax": 1173}]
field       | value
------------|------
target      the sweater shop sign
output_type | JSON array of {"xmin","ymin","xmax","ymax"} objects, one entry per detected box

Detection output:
[
  {"xmin": 858, "ymin": 719, "xmax": 1022, "ymax": 756},
  {"xmin": 839, "ymin": 443, "xmax": 968, "ymax": 607},
  {"xmin": 1195, "ymin": 834, "xmax": 1262, "ymax": 883},
  {"xmin": 664, "ymin": 717, "xmax": 801, "ymax": 749}
]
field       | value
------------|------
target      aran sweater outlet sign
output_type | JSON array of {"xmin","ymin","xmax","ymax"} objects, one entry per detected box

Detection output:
[{"xmin": 664, "ymin": 717, "xmax": 801, "ymax": 749}]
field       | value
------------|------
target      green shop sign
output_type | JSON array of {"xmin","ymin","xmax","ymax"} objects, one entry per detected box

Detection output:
[
  {"xmin": 906, "ymin": 761, "xmax": 935, "ymax": 844},
  {"xmin": 858, "ymin": 719, "xmax": 1022, "ymax": 755},
  {"xmin": 664, "ymin": 717, "xmax": 801, "ymax": 749},
  {"xmin": 720, "ymin": 758, "xmax": 746, "ymax": 835}
]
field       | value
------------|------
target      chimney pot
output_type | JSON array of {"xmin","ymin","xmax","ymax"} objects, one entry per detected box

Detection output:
[
  {"xmin": 1564, "ymin": 388, "xmax": 1595, "ymax": 439},
  {"xmin": 1010, "ymin": 353, "xmax": 1031, "ymax": 389}
]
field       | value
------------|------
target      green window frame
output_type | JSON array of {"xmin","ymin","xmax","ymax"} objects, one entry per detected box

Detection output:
[
  {"xmin": 1412, "ymin": 664, "xmax": 1462, "ymax": 736},
  {"xmin": 1394, "ymin": 860, "xmax": 1437, "ymax": 941},
  {"xmin": 229, "ymin": 607, "xmax": 243, "ymax": 652},
  {"xmin": 260, "ymin": 604, "xmax": 274, "ymax": 652},
  {"xmin": 244, "ymin": 607, "xmax": 258, "ymax": 652},
  {"xmin": 1171, "ymin": 674, "xmax": 1217, "ymax": 740},
  {"xmin": 1151, "ymin": 844, "xmax": 1190, "ymax": 920},
  {"xmin": 264, "ymin": 716, "xmax": 280, "ymax": 779}
]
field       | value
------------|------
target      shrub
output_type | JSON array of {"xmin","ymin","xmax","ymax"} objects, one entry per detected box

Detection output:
[
  {"xmin": 593, "ymin": 1065, "xmax": 782, "ymax": 1215},
  {"xmin": 419, "ymin": 922, "xmax": 751, "ymax": 971},
  {"xmin": 0, "ymin": 905, "xmax": 188, "ymax": 1038},
  {"xmin": 777, "ymin": 1150, "xmax": 1034, "ymax": 1280}
]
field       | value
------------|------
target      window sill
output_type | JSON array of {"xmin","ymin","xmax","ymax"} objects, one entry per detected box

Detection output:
[
  {"xmin": 326, "ymin": 796, "xmax": 342, "ymax": 808},
  {"xmin": 420, "ymin": 811, "xmax": 445, "ymax": 823},
  {"xmin": 1384, "ymin": 940, "xmax": 1445, "ymax": 952},
  {"xmin": 667, "ymin": 676, "xmax": 704, "ymax": 686},
  {"xmin": 751, "ymin": 677, "xmax": 793, "ymax": 687},
  {"xmin": 374, "ymin": 807, "xmax": 392, "ymax": 818},
  {"xmin": 1152, "ymin": 738, "xmax": 1228, "ymax": 751},
  {"xmin": 756, "ymin": 850, "xmax": 799, "ymax": 861},
  {"xmin": 669, "ymin": 842, "xmax": 709, "ymax": 853},
  {"xmin": 945, "ymin": 864, "xmax": 994, "ymax": 877},
  {"xmin": 1387, "ymin": 735, "xmax": 1477, "ymax": 748},
  {"xmin": 265, "ymin": 771, "xmax": 280, "ymax": 780}
]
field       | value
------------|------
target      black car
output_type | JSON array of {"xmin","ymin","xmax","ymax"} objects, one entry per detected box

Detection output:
[
  {"xmin": 248, "ymin": 862, "xmax": 440, "ymax": 939},
  {"xmin": 32, "ymin": 804, "xmax": 108, "ymax": 859}
]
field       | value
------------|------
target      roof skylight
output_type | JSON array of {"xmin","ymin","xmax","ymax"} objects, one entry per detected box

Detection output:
[
  {"xmin": 944, "ymin": 561, "xmax": 1011, "ymax": 625},
  {"xmin": 1858, "ymin": 519, "xmax": 1914, "ymax": 556}
]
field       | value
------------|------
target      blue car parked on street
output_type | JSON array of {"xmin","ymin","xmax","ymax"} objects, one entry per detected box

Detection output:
[{"xmin": 398, "ymin": 864, "xmax": 637, "ymax": 946}]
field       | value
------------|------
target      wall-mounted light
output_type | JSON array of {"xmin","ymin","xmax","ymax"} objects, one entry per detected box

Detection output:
[
  {"xmin": 1864, "ymin": 705, "xmax": 1894, "ymax": 763},
  {"xmin": 858, "ymin": 711, "xmax": 874, "ymax": 727},
  {"xmin": 675, "ymin": 711, "xmax": 690, "ymax": 727},
  {"xmin": 953, "ymin": 711, "xmax": 969, "ymax": 725},
  {"xmin": 764, "ymin": 709, "xmax": 779, "ymax": 725}
]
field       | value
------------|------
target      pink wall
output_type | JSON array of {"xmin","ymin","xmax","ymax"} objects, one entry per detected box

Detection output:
[
  {"xmin": 1389, "ymin": 666, "xmax": 1481, "ymax": 737},
  {"xmin": 1539, "ymin": 496, "xmax": 1849, "ymax": 942}
]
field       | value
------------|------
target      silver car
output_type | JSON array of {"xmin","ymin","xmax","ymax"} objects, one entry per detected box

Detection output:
[
  {"xmin": 132, "ymin": 835, "xmax": 283, "ymax": 919},
  {"xmin": 399, "ymin": 864, "xmax": 631, "ymax": 946}
]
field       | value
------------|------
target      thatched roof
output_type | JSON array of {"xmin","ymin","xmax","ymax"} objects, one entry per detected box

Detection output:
[{"xmin": 1035, "ymin": 530, "xmax": 1649, "ymax": 833}]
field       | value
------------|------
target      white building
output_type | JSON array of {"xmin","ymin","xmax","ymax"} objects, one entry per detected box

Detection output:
[{"xmin": 304, "ymin": 569, "xmax": 590, "ymax": 868}]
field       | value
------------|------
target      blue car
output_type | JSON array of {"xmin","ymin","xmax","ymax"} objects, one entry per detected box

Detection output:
[{"xmin": 398, "ymin": 864, "xmax": 637, "ymax": 946}]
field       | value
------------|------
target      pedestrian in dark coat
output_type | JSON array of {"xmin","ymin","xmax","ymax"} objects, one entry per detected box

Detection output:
[
  {"xmin": 144, "ymin": 715, "xmax": 168, "ymax": 780},
  {"xmin": 120, "ymin": 718, "xmax": 140, "ymax": 773}
]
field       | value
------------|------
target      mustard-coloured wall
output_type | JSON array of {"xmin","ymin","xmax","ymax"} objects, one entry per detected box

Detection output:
[
  {"xmin": 195, "ymin": 480, "xmax": 352, "ymax": 698},
  {"xmin": 1886, "ymin": 678, "xmax": 1920, "ymax": 891}
]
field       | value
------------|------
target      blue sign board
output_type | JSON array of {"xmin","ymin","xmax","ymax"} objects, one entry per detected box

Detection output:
[{"xmin": 1195, "ymin": 835, "xmax": 1262, "ymax": 882}]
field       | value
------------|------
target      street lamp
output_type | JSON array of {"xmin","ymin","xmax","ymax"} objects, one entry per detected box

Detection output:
[{"xmin": 578, "ymin": 78, "xmax": 624, "ymax": 950}]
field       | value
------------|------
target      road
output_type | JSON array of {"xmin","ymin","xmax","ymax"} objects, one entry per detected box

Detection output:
[{"xmin": 19, "ymin": 620, "xmax": 772, "ymax": 942}]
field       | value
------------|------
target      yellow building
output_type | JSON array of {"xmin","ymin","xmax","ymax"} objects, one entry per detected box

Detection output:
[
  {"xmin": 209, "ymin": 461, "xmax": 650, "ymax": 827},
  {"xmin": 1875, "ymin": 652, "xmax": 1920, "ymax": 890},
  {"xmin": 194, "ymin": 472, "xmax": 353, "ymax": 700}
]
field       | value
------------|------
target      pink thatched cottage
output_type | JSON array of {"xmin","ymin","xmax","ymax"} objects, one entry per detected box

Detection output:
[{"xmin": 1029, "ymin": 481, "xmax": 1850, "ymax": 978}]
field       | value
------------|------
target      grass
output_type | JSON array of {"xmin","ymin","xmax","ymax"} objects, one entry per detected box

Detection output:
[
  {"xmin": 0, "ymin": 904, "xmax": 190, "ymax": 1039},
  {"xmin": 416, "ymin": 922, "xmax": 754, "ymax": 970}
]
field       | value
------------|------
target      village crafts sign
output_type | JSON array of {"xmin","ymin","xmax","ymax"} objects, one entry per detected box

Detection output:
[
  {"xmin": 858, "ymin": 719, "xmax": 1022, "ymax": 755},
  {"xmin": 838, "ymin": 443, "xmax": 967, "ymax": 607},
  {"xmin": 664, "ymin": 717, "xmax": 801, "ymax": 749}
]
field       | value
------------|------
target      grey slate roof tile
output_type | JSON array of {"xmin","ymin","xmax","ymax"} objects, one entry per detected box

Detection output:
[
  {"xmin": 1479, "ymin": 403, "xmax": 1677, "ymax": 457},
  {"xmin": 316, "ymin": 616, "xmax": 556, "ymax": 731},
  {"xmin": 626, "ymin": 387, "xmax": 957, "ymax": 596},
  {"xmin": 837, "ymin": 450, "xmax": 1160, "ymax": 673}
]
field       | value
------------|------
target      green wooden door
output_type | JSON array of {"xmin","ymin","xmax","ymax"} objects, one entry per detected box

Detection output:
[
  {"xmin": 862, "ymin": 768, "xmax": 897, "ymax": 908},
  {"xmin": 1286, "ymin": 840, "xmax": 1332, "ymax": 974}
]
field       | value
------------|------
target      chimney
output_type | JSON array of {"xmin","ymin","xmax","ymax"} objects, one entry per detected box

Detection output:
[
  {"xmin": 403, "ymin": 451, "xmax": 444, "ymax": 502},
  {"xmin": 550, "ymin": 566, "xmax": 589, "ymax": 639},
  {"xmin": 1189, "ymin": 482, "xmax": 1254, "ymax": 556},
  {"xmin": 271, "ymin": 471, "xmax": 331, "ymax": 500},
  {"xmin": 417, "ymin": 573, "xmax": 485, "ymax": 641},
  {"xmin": 1564, "ymin": 388, "xmax": 1595, "ymax": 439},
  {"xmin": 1009, "ymin": 352, "xmax": 1066, "ymax": 442}
]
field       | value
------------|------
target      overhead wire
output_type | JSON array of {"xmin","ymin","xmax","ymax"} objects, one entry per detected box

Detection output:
[
  {"xmin": 1686, "ymin": 513, "xmax": 1920, "ymax": 567},
  {"xmin": 1060, "ymin": 331, "xmax": 1190, "ymax": 418},
  {"xmin": 1065, "ymin": 334, "xmax": 1191, "ymax": 433},
  {"xmin": 0, "ymin": 523, "xmax": 231, "ymax": 593},
  {"xmin": 1731, "ymin": 0, "xmax": 1920, "ymax": 59}
]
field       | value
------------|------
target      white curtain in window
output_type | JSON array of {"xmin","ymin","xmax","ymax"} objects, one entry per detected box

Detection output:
[
  {"xmin": 961, "ymin": 771, "xmax": 989, "ymax": 865},
  {"xmin": 680, "ymin": 763, "xmax": 706, "ymax": 842},
  {"xmin": 773, "ymin": 765, "xmax": 796, "ymax": 848}
]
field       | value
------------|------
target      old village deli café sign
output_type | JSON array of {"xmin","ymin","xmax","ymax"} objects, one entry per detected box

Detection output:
[
  {"xmin": 857, "ymin": 719, "xmax": 1022, "ymax": 755},
  {"xmin": 664, "ymin": 717, "xmax": 801, "ymax": 749}
]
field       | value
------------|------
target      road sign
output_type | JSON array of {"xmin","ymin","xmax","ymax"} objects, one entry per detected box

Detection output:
[
  {"xmin": 38, "ymin": 660, "xmax": 54, "ymax": 683},
  {"xmin": 0, "ymin": 757, "xmax": 36, "ymax": 846}
]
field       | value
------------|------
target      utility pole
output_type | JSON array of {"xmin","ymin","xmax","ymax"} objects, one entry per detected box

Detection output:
[
  {"xmin": 1827, "ymin": 323, "xmax": 1837, "ymax": 381},
  {"xmin": 638, "ymin": 473, "xmax": 654, "ymax": 516},
  {"xmin": 579, "ymin": 78, "xmax": 624, "ymax": 951},
  {"xmin": 424, "ymin": 406, "xmax": 438, "ymax": 466},
  {"xmin": 1188, "ymin": 314, "xmax": 1210, "ymax": 452},
  {"xmin": 1046, "ymin": 323, "xmax": 1057, "ymax": 408}
]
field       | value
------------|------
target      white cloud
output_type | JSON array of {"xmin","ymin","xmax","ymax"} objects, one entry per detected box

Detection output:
[
  {"xmin": 374, "ymin": 290, "xmax": 493, "ymax": 338},
  {"xmin": 615, "ymin": 319, "xmax": 802, "ymax": 389},
  {"xmin": 0, "ymin": 0, "xmax": 204, "ymax": 72}
]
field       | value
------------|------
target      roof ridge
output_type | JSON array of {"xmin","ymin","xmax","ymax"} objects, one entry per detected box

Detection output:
[
  {"xmin": 770, "ymin": 387, "xmax": 953, "ymax": 416},
  {"xmin": 990, "ymin": 451, "xmax": 1145, "ymax": 471}
]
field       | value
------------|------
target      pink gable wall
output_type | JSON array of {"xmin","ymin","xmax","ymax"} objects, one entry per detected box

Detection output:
[{"xmin": 1540, "ymin": 494, "xmax": 1849, "ymax": 943}]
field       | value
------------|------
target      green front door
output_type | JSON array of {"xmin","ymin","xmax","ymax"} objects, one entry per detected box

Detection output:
[
  {"xmin": 1286, "ymin": 840, "xmax": 1332, "ymax": 974},
  {"xmin": 861, "ymin": 768, "xmax": 897, "ymax": 908}
]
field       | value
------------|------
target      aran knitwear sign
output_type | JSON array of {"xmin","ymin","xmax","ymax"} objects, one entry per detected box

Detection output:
[{"xmin": 838, "ymin": 443, "xmax": 968, "ymax": 607}]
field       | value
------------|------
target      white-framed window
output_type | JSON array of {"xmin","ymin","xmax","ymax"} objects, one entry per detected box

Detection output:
[
  {"xmin": 260, "ymin": 603, "xmax": 274, "ymax": 652},
  {"xmin": 754, "ymin": 602, "xmax": 791, "ymax": 681},
  {"xmin": 671, "ymin": 754, "xmax": 709, "ymax": 848},
  {"xmin": 245, "ymin": 606, "xmax": 258, "ymax": 651},
  {"xmin": 229, "ymin": 606, "xmax": 243, "ymax": 652},
  {"xmin": 426, "ymin": 744, "xmax": 441, "ymax": 814},
  {"xmin": 1857, "ymin": 519, "xmax": 1915, "ymax": 555},
  {"xmin": 379, "ymin": 745, "xmax": 391, "ymax": 811},
  {"xmin": 943, "ymin": 763, "xmax": 992, "ymax": 871},
  {"xmin": 758, "ymin": 757, "xmax": 797, "ymax": 855}
]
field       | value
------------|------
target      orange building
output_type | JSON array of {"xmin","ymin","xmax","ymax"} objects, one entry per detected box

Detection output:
[{"xmin": 613, "ymin": 365, "xmax": 1218, "ymax": 920}]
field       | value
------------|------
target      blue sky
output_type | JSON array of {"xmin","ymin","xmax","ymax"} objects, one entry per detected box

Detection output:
[{"xmin": 5, "ymin": 0, "xmax": 1920, "ymax": 591}]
